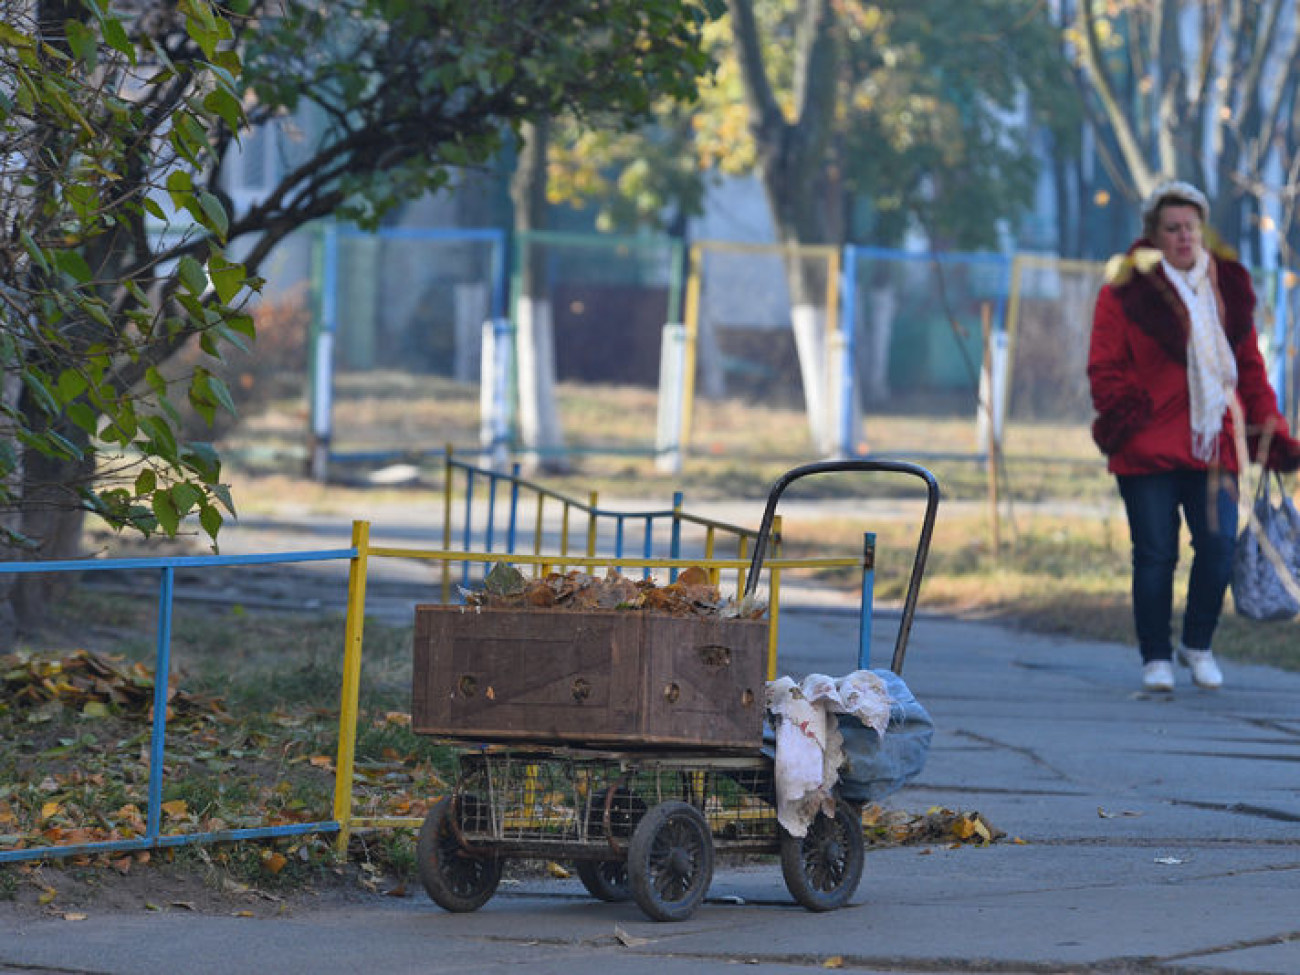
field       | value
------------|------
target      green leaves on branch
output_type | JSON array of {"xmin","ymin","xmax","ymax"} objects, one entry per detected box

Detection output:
[
  {"xmin": 2, "ymin": 0, "xmax": 255, "ymax": 550},
  {"xmin": 240, "ymin": 0, "xmax": 721, "ymax": 231}
]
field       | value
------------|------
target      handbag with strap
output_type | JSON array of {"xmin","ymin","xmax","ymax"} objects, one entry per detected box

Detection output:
[{"xmin": 1231, "ymin": 472, "xmax": 1300, "ymax": 621}]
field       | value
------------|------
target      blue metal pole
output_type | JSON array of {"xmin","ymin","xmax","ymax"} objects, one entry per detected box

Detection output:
[
  {"xmin": 484, "ymin": 472, "xmax": 498, "ymax": 553},
  {"xmin": 0, "ymin": 822, "xmax": 341, "ymax": 864},
  {"xmin": 506, "ymin": 463, "xmax": 521, "ymax": 553},
  {"xmin": 669, "ymin": 491, "xmax": 684, "ymax": 582},
  {"xmin": 840, "ymin": 244, "xmax": 859, "ymax": 457},
  {"xmin": 461, "ymin": 469, "xmax": 475, "ymax": 590},
  {"xmin": 642, "ymin": 516, "xmax": 654, "ymax": 579},
  {"xmin": 145, "ymin": 567, "xmax": 175, "ymax": 844},
  {"xmin": 857, "ymin": 532, "xmax": 876, "ymax": 670},
  {"xmin": 0, "ymin": 549, "xmax": 357, "ymax": 574}
]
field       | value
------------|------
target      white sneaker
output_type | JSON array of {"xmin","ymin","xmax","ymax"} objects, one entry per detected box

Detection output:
[
  {"xmin": 1177, "ymin": 646, "xmax": 1223, "ymax": 689},
  {"xmin": 1142, "ymin": 660, "xmax": 1175, "ymax": 692}
]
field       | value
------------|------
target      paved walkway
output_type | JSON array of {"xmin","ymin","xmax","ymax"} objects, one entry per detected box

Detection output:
[{"xmin": 3, "ymin": 606, "xmax": 1298, "ymax": 974}]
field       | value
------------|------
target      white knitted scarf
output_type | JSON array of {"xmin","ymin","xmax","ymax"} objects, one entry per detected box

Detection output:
[{"xmin": 1162, "ymin": 248, "xmax": 1237, "ymax": 463}]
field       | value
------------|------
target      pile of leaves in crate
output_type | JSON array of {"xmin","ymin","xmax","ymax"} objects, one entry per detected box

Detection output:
[{"xmin": 463, "ymin": 563, "xmax": 767, "ymax": 618}]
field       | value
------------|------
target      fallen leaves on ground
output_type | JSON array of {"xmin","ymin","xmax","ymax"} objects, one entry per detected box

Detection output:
[
  {"xmin": 0, "ymin": 649, "xmax": 447, "ymax": 892},
  {"xmin": 1, "ymin": 648, "xmax": 224, "ymax": 721},
  {"xmin": 861, "ymin": 805, "xmax": 1005, "ymax": 848}
]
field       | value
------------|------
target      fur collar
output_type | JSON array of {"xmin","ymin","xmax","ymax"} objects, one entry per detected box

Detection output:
[{"xmin": 1109, "ymin": 238, "xmax": 1256, "ymax": 364}]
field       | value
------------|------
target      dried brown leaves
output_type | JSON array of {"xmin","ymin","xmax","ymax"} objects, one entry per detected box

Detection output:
[
  {"xmin": 1, "ymin": 648, "xmax": 225, "ymax": 722},
  {"xmin": 465, "ymin": 564, "xmax": 766, "ymax": 619}
]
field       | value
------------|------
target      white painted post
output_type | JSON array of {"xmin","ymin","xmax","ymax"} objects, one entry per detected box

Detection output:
[
  {"xmin": 480, "ymin": 317, "xmax": 512, "ymax": 470},
  {"xmin": 310, "ymin": 330, "xmax": 334, "ymax": 483},
  {"xmin": 656, "ymin": 323, "xmax": 686, "ymax": 474},
  {"xmin": 976, "ymin": 328, "xmax": 1009, "ymax": 450}
]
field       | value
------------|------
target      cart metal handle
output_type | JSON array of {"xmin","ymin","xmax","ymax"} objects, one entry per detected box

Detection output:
[{"xmin": 742, "ymin": 459, "xmax": 941, "ymax": 675}]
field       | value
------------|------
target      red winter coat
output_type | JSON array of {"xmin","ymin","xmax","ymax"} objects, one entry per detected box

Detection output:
[{"xmin": 1087, "ymin": 241, "xmax": 1300, "ymax": 476}]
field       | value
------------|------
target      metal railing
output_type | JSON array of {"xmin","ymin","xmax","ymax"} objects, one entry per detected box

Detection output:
[
  {"xmin": 0, "ymin": 548, "xmax": 353, "ymax": 865},
  {"xmin": 440, "ymin": 447, "xmax": 766, "ymax": 599}
]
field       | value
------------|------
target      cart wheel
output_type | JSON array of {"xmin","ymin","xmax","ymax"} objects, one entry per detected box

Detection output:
[
  {"xmin": 416, "ymin": 796, "xmax": 502, "ymax": 913},
  {"xmin": 779, "ymin": 800, "xmax": 865, "ymax": 912},
  {"xmin": 626, "ymin": 800, "xmax": 714, "ymax": 922},
  {"xmin": 587, "ymin": 786, "xmax": 646, "ymax": 839},
  {"xmin": 575, "ymin": 859, "xmax": 631, "ymax": 902}
]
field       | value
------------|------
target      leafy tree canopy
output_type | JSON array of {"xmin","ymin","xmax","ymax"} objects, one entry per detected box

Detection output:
[
  {"xmin": 236, "ymin": 0, "xmax": 724, "ymax": 234},
  {"xmin": 551, "ymin": 0, "xmax": 1078, "ymax": 250},
  {"xmin": 1, "ymin": 0, "xmax": 257, "ymax": 549},
  {"xmin": 2, "ymin": 0, "xmax": 724, "ymax": 561}
]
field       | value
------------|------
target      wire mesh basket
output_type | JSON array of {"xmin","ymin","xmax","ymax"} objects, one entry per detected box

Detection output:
[{"xmin": 452, "ymin": 748, "xmax": 780, "ymax": 858}]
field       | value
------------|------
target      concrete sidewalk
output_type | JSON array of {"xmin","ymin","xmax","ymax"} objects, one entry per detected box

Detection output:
[{"xmin": 2, "ymin": 609, "xmax": 1298, "ymax": 974}]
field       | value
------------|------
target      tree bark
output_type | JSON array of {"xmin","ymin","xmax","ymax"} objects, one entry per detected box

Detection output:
[
  {"xmin": 509, "ymin": 119, "xmax": 570, "ymax": 474},
  {"xmin": 729, "ymin": 0, "xmax": 852, "ymax": 455},
  {"xmin": 9, "ymin": 391, "xmax": 95, "ymax": 633},
  {"xmin": 0, "ymin": 358, "xmax": 23, "ymax": 647}
]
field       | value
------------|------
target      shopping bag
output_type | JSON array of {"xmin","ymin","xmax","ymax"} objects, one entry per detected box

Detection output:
[{"xmin": 1231, "ymin": 473, "xmax": 1300, "ymax": 621}]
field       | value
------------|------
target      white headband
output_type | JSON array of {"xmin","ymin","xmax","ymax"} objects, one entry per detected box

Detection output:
[{"xmin": 1141, "ymin": 178, "xmax": 1209, "ymax": 225}]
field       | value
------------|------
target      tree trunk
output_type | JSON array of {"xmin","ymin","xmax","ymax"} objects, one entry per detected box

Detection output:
[
  {"xmin": 0, "ymin": 360, "xmax": 23, "ymax": 647},
  {"xmin": 728, "ymin": 0, "xmax": 850, "ymax": 456},
  {"xmin": 9, "ymin": 391, "xmax": 95, "ymax": 634},
  {"xmin": 509, "ymin": 119, "xmax": 570, "ymax": 474}
]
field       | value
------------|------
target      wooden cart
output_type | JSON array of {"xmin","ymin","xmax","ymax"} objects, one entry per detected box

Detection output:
[{"xmin": 412, "ymin": 460, "xmax": 940, "ymax": 921}]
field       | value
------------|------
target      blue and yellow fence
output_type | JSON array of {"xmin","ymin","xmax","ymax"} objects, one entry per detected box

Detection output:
[
  {"xmin": 1, "ymin": 467, "xmax": 877, "ymax": 863},
  {"xmin": 0, "ymin": 548, "xmax": 353, "ymax": 865}
]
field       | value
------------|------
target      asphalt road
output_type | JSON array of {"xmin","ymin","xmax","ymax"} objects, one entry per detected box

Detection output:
[{"xmin": 4, "ymin": 604, "xmax": 1299, "ymax": 974}]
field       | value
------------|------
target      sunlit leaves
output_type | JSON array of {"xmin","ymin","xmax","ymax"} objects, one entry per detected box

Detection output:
[
  {"xmin": 687, "ymin": 0, "xmax": 1075, "ymax": 248},
  {"xmin": 208, "ymin": 255, "xmax": 246, "ymax": 305}
]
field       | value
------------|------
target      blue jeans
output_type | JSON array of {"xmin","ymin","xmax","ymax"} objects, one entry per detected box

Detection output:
[{"xmin": 1116, "ymin": 470, "xmax": 1238, "ymax": 662}]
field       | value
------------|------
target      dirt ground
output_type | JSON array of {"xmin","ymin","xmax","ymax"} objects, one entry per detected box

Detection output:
[{"xmin": 0, "ymin": 855, "xmax": 384, "ymax": 921}]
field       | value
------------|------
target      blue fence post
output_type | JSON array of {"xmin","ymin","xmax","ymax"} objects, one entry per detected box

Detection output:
[
  {"xmin": 485, "ymin": 472, "xmax": 499, "ymax": 552},
  {"xmin": 641, "ymin": 515, "xmax": 654, "ymax": 580},
  {"xmin": 505, "ymin": 463, "xmax": 521, "ymax": 553},
  {"xmin": 857, "ymin": 532, "xmax": 876, "ymax": 670},
  {"xmin": 461, "ymin": 469, "xmax": 476, "ymax": 592},
  {"xmin": 669, "ymin": 491, "xmax": 684, "ymax": 582},
  {"xmin": 144, "ymin": 566, "xmax": 175, "ymax": 844},
  {"xmin": 840, "ymin": 244, "xmax": 859, "ymax": 457},
  {"xmin": 1274, "ymin": 270, "xmax": 1290, "ymax": 414}
]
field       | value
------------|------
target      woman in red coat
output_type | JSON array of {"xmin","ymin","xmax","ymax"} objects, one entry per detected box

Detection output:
[{"xmin": 1088, "ymin": 179, "xmax": 1300, "ymax": 692}]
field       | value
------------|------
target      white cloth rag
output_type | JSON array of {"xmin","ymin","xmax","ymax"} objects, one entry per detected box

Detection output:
[{"xmin": 766, "ymin": 671, "xmax": 893, "ymax": 837}]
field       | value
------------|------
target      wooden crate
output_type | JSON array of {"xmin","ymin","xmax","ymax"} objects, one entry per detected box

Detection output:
[{"xmin": 412, "ymin": 605, "xmax": 769, "ymax": 749}]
